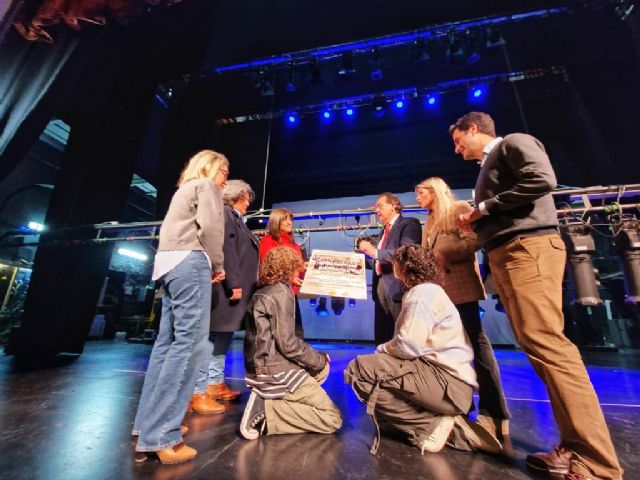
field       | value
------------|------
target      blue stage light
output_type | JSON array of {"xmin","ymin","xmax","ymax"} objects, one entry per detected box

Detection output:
[
  {"xmin": 287, "ymin": 113, "xmax": 298, "ymax": 124},
  {"xmin": 323, "ymin": 111, "xmax": 331, "ymax": 119},
  {"xmin": 346, "ymin": 108, "xmax": 354, "ymax": 116},
  {"xmin": 395, "ymin": 100, "xmax": 404, "ymax": 109},
  {"xmin": 472, "ymin": 87, "xmax": 484, "ymax": 98},
  {"xmin": 426, "ymin": 95, "xmax": 437, "ymax": 106}
]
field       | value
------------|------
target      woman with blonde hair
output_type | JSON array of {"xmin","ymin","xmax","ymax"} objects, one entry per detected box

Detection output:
[
  {"xmin": 132, "ymin": 150, "xmax": 228, "ymax": 464},
  {"xmin": 415, "ymin": 177, "xmax": 510, "ymax": 440},
  {"xmin": 259, "ymin": 208, "xmax": 306, "ymax": 336}
]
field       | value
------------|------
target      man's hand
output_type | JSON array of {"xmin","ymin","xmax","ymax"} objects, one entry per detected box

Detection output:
[
  {"xmin": 230, "ymin": 288, "xmax": 242, "ymax": 300},
  {"xmin": 292, "ymin": 276, "xmax": 304, "ymax": 287},
  {"xmin": 212, "ymin": 270, "xmax": 226, "ymax": 283},
  {"xmin": 357, "ymin": 239, "xmax": 376, "ymax": 257},
  {"xmin": 458, "ymin": 209, "xmax": 482, "ymax": 231}
]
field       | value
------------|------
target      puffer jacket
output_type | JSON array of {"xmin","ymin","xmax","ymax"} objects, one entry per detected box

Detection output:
[{"xmin": 244, "ymin": 282, "xmax": 326, "ymax": 376}]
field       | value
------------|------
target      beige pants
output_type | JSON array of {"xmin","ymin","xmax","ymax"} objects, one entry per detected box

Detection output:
[
  {"xmin": 265, "ymin": 366, "xmax": 342, "ymax": 435},
  {"xmin": 489, "ymin": 234, "xmax": 622, "ymax": 480}
]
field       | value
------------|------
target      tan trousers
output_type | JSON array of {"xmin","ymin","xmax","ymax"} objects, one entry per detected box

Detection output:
[
  {"xmin": 265, "ymin": 370, "xmax": 342, "ymax": 436},
  {"xmin": 489, "ymin": 234, "xmax": 622, "ymax": 480}
]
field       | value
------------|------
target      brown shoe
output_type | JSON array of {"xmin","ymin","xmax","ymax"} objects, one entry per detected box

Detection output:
[
  {"xmin": 157, "ymin": 443, "xmax": 197, "ymax": 465},
  {"xmin": 476, "ymin": 415, "xmax": 509, "ymax": 442},
  {"xmin": 190, "ymin": 393, "xmax": 225, "ymax": 415},
  {"xmin": 453, "ymin": 416, "xmax": 502, "ymax": 454},
  {"xmin": 207, "ymin": 383, "xmax": 241, "ymax": 401},
  {"xmin": 526, "ymin": 446, "xmax": 572, "ymax": 475}
]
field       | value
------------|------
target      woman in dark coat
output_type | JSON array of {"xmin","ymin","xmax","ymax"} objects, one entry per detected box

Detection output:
[{"xmin": 191, "ymin": 180, "xmax": 259, "ymax": 413}]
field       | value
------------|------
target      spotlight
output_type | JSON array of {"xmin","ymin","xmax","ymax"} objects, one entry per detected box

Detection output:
[
  {"xmin": 254, "ymin": 70, "xmax": 274, "ymax": 96},
  {"xmin": 338, "ymin": 51, "xmax": 356, "ymax": 76},
  {"xmin": 471, "ymin": 86, "xmax": 484, "ymax": 98},
  {"xmin": 331, "ymin": 297, "xmax": 345, "ymax": 316},
  {"xmin": 27, "ymin": 221, "xmax": 44, "ymax": 232},
  {"xmin": 370, "ymin": 47, "xmax": 383, "ymax": 80},
  {"xmin": 612, "ymin": 220, "xmax": 640, "ymax": 304},
  {"xmin": 345, "ymin": 107, "xmax": 354, "ymax": 116},
  {"xmin": 348, "ymin": 298, "xmax": 356, "ymax": 308},
  {"xmin": 308, "ymin": 58, "xmax": 323, "ymax": 86},
  {"xmin": 410, "ymin": 38, "xmax": 430, "ymax": 63},
  {"xmin": 463, "ymin": 29, "xmax": 481, "ymax": 64},
  {"xmin": 425, "ymin": 94, "xmax": 437, "ymax": 106},
  {"xmin": 322, "ymin": 111, "xmax": 332, "ymax": 119},
  {"xmin": 373, "ymin": 96, "xmax": 387, "ymax": 118},
  {"xmin": 286, "ymin": 113, "xmax": 298, "ymax": 124},
  {"xmin": 395, "ymin": 100, "xmax": 404, "ymax": 109},
  {"xmin": 485, "ymin": 26, "xmax": 506, "ymax": 48},
  {"xmin": 446, "ymin": 31, "xmax": 464, "ymax": 58},
  {"xmin": 315, "ymin": 297, "xmax": 330, "ymax": 317},
  {"xmin": 118, "ymin": 248, "xmax": 148, "ymax": 261},
  {"xmin": 561, "ymin": 225, "xmax": 603, "ymax": 306},
  {"xmin": 285, "ymin": 61, "xmax": 298, "ymax": 93}
]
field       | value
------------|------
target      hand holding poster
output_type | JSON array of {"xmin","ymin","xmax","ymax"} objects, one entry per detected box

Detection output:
[{"xmin": 299, "ymin": 249, "xmax": 368, "ymax": 300}]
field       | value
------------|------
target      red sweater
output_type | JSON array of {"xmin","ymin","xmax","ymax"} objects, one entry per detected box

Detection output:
[{"xmin": 259, "ymin": 233, "xmax": 305, "ymax": 294}]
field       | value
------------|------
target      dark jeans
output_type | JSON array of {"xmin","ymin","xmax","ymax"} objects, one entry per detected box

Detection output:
[
  {"xmin": 374, "ymin": 280, "xmax": 401, "ymax": 345},
  {"xmin": 456, "ymin": 301, "xmax": 510, "ymax": 420}
]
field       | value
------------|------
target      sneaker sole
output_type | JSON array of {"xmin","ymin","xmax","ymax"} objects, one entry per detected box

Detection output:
[{"xmin": 240, "ymin": 391, "xmax": 261, "ymax": 440}]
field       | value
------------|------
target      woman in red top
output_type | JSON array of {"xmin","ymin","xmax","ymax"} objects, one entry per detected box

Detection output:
[{"xmin": 259, "ymin": 208, "xmax": 306, "ymax": 336}]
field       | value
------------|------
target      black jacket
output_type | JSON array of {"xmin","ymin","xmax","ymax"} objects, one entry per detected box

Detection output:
[
  {"xmin": 473, "ymin": 133, "xmax": 559, "ymax": 251},
  {"xmin": 244, "ymin": 282, "xmax": 326, "ymax": 376}
]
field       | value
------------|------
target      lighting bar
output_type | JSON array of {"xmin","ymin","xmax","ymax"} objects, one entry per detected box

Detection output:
[{"xmin": 211, "ymin": 7, "xmax": 571, "ymax": 74}]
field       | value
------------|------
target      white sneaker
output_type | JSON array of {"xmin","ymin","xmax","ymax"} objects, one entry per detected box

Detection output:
[
  {"xmin": 240, "ymin": 391, "xmax": 266, "ymax": 440},
  {"xmin": 420, "ymin": 415, "xmax": 456, "ymax": 454}
]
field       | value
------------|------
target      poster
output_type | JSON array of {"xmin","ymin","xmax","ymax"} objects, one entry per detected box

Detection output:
[{"xmin": 299, "ymin": 249, "xmax": 368, "ymax": 299}]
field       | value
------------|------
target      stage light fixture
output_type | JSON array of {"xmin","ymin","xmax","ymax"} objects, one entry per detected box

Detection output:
[
  {"xmin": 118, "ymin": 248, "xmax": 148, "ymax": 261},
  {"xmin": 331, "ymin": 297, "xmax": 345, "ymax": 316},
  {"xmin": 373, "ymin": 96, "xmax": 387, "ymax": 118},
  {"xmin": 471, "ymin": 86, "xmax": 484, "ymax": 98},
  {"xmin": 309, "ymin": 58, "xmax": 323, "ymax": 86},
  {"xmin": 27, "ymin": 221, "xmax": 44, "ymax": 232},
  {"xmin": 315, "ymin": 297, "xmax": 330, "ymax": 317},
  {"xmin": 254, "ymin": 70, "xmax": 274, "ymax": 96},
  {"xmin": 287, "ymin": 113, "xmax": 298, "ymax": 124},
  {"xmin": 345, "ymin": 107, "xmax": 354, "ymax": 116},
  {"xmin": 370, "ymin": 47, "xmax": 383, "ymax": 80},
  {"xmin": 338, "ymin": 51, "xmax": 356, "ymax": 76},
  {"xmin": 410, "ymin": 38, "xmax": 430, "ymax": 63},
  {"xmin": 285, "ymin": 61, "xmax": 298, "ymax": 92},
  {"xmin": 561, "ymin": 225, "xmax": 603, "ymax": 306},
  {"xmin": 463, "ymin": 29, "xmax": 481, "ymax": 64},
  {"xmin": 613, "ymin": 220, "xmax": 640, "ymax": 304},
  {"xmin": 395, "ymin": 100, "xmax": 404, "ymax": 109},
  {"xmin": 425, "ymin": 95, "xmax": 437, "ymax": 106},
  {"xmin": 322, "ymin": 111, "xmax": 331, "ymax": 119},
  {"xmin": 485, "ymin": 26, "xmax": 506, "ymax": 48}
]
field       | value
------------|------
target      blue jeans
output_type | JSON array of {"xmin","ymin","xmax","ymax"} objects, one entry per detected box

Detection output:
[
  {"xmin": 132, "ymin": 251, "xmax": 212, "ymax": 451},
  {"xmin": 194, "ymin": 332, "xmax": 233, "ymax": 392}
]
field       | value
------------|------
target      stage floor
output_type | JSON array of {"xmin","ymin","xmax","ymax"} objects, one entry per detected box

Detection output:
[{"xmin": 0, "ymin": 340, "xmax": 637, "ymax": 480}]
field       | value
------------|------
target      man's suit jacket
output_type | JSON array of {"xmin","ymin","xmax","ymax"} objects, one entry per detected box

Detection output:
[
  {"xmin": 210, "ymin": 205, "xmax": 259, "ymax": 332},
  {"xmin": 372, "ymin": 215, "xmax": 422, "ymax": 303}
]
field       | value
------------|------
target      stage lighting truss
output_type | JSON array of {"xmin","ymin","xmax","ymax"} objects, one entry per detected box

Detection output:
[{"xmin": 214, "ymin": 66, "xmax": 569, "ymax": 126}]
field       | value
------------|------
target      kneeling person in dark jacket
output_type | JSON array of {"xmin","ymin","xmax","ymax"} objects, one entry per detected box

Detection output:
[{"xmin": 241, "ymin": 246, "xmax": 342, "ymax": 440}]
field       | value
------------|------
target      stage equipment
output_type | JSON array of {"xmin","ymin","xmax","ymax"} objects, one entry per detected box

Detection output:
[
  {"xmin": 560, "ymin": 224, "xmax": 602, "ymax": 306},
  {"xmin": 331, "ymin": 297, "xmax": 345, "ymax": 316},
  {"xmin": 315, "ymin": 297, "xmax": 329, "ymax": 317},
  {"xmin": 612, "ymin": 219, "xmax": 640, "ymax": 304}
]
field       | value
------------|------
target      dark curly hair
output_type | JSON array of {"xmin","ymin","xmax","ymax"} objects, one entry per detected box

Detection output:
[
  {"xmin": 259, "ymin": 246, "xmax": 303, "ymax": 286},
  {"xmin": 392, "ymin": 244, "xmax": 443, "ymax": 289}
]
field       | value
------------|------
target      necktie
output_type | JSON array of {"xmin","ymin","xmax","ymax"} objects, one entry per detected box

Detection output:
[{"xmin": 375, "ymin": 223, "xmax": 391, "ymax": 275}]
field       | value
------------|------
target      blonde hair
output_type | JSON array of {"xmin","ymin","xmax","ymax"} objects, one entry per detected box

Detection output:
[
  {"xmin": 177, "ymin": 150, "xmax": 229, "ymax": 186},
  {"xmin": 267, "ymin": 208, "xmax": 293, "ymax": 241},
  {"xmin": 260, "ymin": 246, "xmax": 302, "ymax": 285},
  {"xmin": 416, "ymin": 177, "xmax": 456, "ymax": 234}
]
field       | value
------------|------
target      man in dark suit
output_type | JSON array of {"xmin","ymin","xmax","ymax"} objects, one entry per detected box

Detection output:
[
  {"xmin": 451, "ymin": 112, "xmax": 621, "ymax": 480},
  {"xmin": 357, "ymin": 192, "xmax": 421, "ymax": 344}
]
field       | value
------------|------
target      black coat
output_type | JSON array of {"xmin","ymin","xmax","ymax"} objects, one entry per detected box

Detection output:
[
  {"xmin": 371, "ymin": 215, "xmax": 422, "ymax": 303},
  {"xmin": 210, "ymin": 206, "xmax": 259, "ymax": 332}
]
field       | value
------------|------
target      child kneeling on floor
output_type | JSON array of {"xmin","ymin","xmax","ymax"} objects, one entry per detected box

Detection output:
[
  {"xmin": 241, "ymin": 246, "xmax": 342, "ymax": 439},
  {"xmin": 345, "ymin": 244, "xmax": 502, "ymax": 455}
]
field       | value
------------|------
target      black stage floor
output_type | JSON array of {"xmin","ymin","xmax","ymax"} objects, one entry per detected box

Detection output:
[{"xmin": 0, "ymin": 340, "xmax": 638, "ymax": 480}]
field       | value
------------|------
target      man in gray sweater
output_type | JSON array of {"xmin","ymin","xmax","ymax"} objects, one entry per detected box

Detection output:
[{"xmin": 450, "ymin": 112, "xmax": 622, "ymax": 480}]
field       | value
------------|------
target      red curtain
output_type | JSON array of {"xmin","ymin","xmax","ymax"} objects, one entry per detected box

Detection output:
[{"xmin": 14, "ymin": 0, "xmax": 181, "ymax": 42}]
